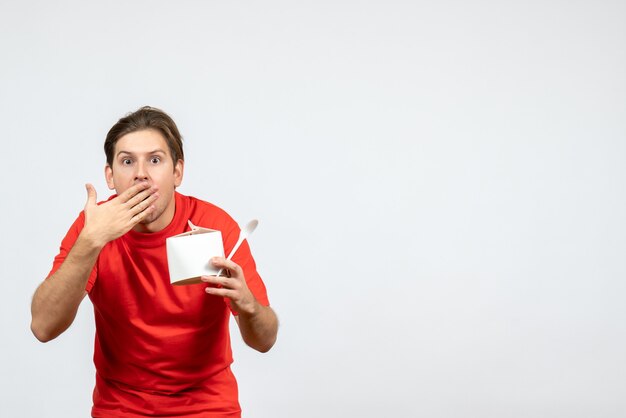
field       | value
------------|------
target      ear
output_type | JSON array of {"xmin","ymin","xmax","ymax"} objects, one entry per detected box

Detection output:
[
  {"xmin": 105, "ymin": 164, "xmax": 115, "ymax": 190},
  {"xmin": 174, "ymin": 159, "xmax": 184, "ymax": 188}
]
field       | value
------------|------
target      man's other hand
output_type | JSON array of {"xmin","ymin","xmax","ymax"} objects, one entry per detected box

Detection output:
[{"xmin": 201, "ymin": 257, "xmax": 258, "ymax": 316}]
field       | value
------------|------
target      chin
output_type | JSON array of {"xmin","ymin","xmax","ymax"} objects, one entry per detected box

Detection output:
[
  {"xmin": 140, "ymin": 205, "xmax": 166, "ymax": 225},
  {"xmin": 140, "ymin": 213, "xmax": 159, "ymax": 225}
]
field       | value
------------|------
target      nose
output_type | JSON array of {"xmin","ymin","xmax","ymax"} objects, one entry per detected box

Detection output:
[{"xmin": 134, "ymin": 161, "xmax": 150, "ymax": 183}]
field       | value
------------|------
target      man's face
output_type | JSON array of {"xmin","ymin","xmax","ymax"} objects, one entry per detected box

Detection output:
[{"xmin": 105, "ymin": 129, "xmax": 184, "ymax": 231}]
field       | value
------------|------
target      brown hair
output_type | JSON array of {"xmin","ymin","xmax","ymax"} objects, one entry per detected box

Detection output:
[{"xmin": 104, "ymin": 106, "xmax": 184, "ymax": 168}]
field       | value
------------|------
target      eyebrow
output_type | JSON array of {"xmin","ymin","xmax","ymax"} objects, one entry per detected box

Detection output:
[{"xmin": 116, "ymin": 149, "xmax": 167, "ymax": 157}]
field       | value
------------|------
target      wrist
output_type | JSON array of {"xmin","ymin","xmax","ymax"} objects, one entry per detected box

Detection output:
[
  {"xmin": 77, "ymin": 229, "xmax": 107, "ymax": 252},
  {"xmin": 237, "ymin": 299, "xmax": 261, "ymax": 318}
]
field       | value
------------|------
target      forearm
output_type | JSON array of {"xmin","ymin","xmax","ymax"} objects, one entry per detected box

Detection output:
[
  {"xmin": 31, "ymin": 234, "xmax": 102, "ymax": 342},
  {"xmin": 236, "ymin": 304, "xmax": 278, "ymax": 353},
  {"xmin": 202, "ymin": 257, "xmax": 278, "ymax": 352}
]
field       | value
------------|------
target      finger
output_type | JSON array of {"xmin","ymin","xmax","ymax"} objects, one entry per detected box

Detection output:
[
  {"xmin": 205, "ymin": 287, "xmax": 236, "ymax": 298},
  {"xmin": 128, "ymin": 192, "xmax": 159, "ymax": 217},
  {"xmin": 129, "ymin": 203, "xmax": 156, "ymax": 225},
  {"xmin": 211, "ymin": 257, "xmax": 243, "ymax": 277},
  {"xmin": 125, "ymin": 186, "xmax": 158, "ymax": 209},
  {"xmin": 201, "ymin": 275, "xmax": 237, "ymax": 288},
  {"xmin": 120, "ymin": 182, "xmax": 152, "ymax": 203},
  {"xmin": 85, "ymin": 183, "xmax": 97, "ymax": 208}
]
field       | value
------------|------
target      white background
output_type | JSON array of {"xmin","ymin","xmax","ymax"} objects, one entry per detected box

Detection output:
[{"xmin": 1, "ymin": 1, "xmax": 625, "ymax": 417}]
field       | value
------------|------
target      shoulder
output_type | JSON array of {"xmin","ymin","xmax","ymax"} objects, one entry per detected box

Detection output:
[
  {"xmin": 178, "ymin": 193, "xmax": 232, "ymax": 219},
  {"xmin": 177, "ymin": 193, "xmax": 238, "ymax": 230}
]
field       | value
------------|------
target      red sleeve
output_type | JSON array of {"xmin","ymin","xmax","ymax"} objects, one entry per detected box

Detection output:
[
  {"xmin": 47, "ymin": 211, "xmax": 98, "ymax": 293},
  {"xmin": 222, "ymin": 221, "xmax": 270, "ymax": 316}
]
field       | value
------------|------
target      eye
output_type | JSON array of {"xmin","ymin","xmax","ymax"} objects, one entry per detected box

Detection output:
[
  {"xmin": 122, "ymin": 158, "xmax": 132, "ymax": 165},
  {"xmin": 150, "ymin": 157, "xmax": 161, "ymax": 164}
]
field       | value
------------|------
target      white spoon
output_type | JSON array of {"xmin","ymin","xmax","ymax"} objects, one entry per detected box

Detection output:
[{"xmin": 215, "ymin": 219, "xmax": 258, "ymax": 277}]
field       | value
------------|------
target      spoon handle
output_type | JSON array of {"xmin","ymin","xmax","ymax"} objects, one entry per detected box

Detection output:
[
  {"xmin": 225, "ymin": 236, "xmax": 246, "ymax": 261},
  {"xmin": 215, "ymin": 237, "xmax": 244, "ymax": 277},
  {"xmin": 214, "ymin": 219, "xmax": 258, "ymax": 277}
]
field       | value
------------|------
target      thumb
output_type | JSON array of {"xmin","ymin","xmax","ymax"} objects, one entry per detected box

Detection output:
[{"xmin": 85, "ymin": 183, "xmax": 97, "ymax": 208}]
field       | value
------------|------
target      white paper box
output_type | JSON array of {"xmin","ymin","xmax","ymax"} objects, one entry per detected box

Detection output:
[{"xmin": 166, "ymin": 221, "xmax": 224, "ymax": 285}]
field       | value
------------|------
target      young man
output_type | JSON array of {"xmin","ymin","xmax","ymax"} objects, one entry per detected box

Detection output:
[{"xmin": 31, "ymin": 107, "xmax": 278, "ymax": 417}]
